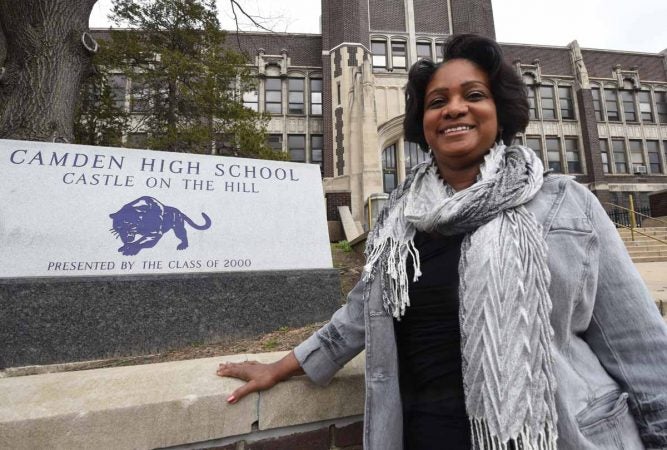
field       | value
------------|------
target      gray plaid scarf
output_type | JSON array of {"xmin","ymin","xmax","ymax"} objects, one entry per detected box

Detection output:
[{"xmin": 364, "ymin": 143, "xmax": 558, "ymax": 450}]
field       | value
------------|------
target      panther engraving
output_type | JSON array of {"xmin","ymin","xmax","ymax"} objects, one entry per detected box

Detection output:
[{"xmin": 109, "ymin": 196, "xmax": 212, "ymax": 256}]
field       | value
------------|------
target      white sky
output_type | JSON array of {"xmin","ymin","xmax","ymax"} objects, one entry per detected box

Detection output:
[{"xmin": 89, "ymin": 0, "xmax": 667, "ymax": 53}]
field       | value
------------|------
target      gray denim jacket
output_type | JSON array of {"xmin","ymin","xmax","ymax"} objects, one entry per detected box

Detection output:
[{"xmin": 294, "ymin": 175, "xmax": 667, "ymax": 450}]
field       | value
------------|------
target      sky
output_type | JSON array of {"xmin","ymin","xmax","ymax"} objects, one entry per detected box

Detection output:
[{"xmin": 89, "ymin": 0, "xmax": 667, "ymax": 54}]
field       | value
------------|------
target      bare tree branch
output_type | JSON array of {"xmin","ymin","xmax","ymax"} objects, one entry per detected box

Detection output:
[{"xmin": 228, "ymin": 0, "xmax": 274, "ymax": 33}]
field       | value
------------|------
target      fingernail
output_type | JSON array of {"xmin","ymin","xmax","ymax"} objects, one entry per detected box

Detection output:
[{"xmin": 227, "ymin": 395, "xmax": 235, "ymax": 403}]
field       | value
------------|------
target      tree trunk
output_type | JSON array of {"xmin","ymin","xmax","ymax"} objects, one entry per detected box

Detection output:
[{"xmin": 0, "ymin": 0, "xmax": 98, "ymax": 142}]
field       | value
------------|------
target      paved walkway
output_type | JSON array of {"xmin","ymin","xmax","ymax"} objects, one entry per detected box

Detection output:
[{"xmin": 636, "ymin": 261, "xmax": 667, "ymax": 303}]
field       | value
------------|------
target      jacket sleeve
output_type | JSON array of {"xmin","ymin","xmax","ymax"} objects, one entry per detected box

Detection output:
[
  {"xmin": 293, "ymin": 275, "xmax": 367, "ymax": 386},
  {"xmin": 582, "ymin": 186, "xmax": 667, "ymax": 449}
]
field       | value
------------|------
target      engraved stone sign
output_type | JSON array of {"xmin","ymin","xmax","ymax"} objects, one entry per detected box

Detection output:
[{"xmin": 0, "ymin": 140, "xmax": 339, "ymax": 367}]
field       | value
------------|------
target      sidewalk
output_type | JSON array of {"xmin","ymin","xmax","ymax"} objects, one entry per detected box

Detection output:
[{"xmin": 635, "ymin": 262, "xmax": 667, "ymax": 312}]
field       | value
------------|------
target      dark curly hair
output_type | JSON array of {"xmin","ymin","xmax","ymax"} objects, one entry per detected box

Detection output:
[{"xmin": 403, "ymin": 34, "xmax": 529, "ymax": 151}]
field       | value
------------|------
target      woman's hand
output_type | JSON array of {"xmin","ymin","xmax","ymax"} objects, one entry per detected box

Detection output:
[{"xmin": 216, "ymin": 351, "xmax": 305, "ymax": 404}]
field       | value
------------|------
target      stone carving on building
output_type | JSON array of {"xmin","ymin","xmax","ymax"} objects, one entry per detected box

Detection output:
[
  {"xmin": 515, "ymin": 58, "xmax": 542, "ymax": 85},
  {"xmin": 257, "ymin": 48, "xmax": 289, "ymax": 76},
  {"xmin": 613, "ymin": 64, "xmax": 641, "ymax": 90},
  {"xmin": 569, "ymin": 40, "xmax": 590, "ymax": 89}
]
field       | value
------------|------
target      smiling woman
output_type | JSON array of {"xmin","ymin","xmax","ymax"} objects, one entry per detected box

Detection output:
[{"xmin": 217, "ymin": 34, "xmax": 667, "ymax": 450}]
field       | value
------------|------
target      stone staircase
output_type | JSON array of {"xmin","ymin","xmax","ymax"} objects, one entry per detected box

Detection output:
[{"xmin": 618, "ymin": 227, "xmax": 667, "ymax": 263}]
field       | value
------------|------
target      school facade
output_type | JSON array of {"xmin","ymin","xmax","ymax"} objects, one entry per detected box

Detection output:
[{"xmin": 94, "ymin": 0, "xmax": 667, "ymax": 231}]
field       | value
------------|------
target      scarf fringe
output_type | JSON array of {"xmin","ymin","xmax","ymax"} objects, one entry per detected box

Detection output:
[
  {"xmin": 363, "ymin": 237, "xmax": 421, "ymax": 318},
  {"xmin": 470, "ymin": 417, "xmax": 558, "ymax": 450}
]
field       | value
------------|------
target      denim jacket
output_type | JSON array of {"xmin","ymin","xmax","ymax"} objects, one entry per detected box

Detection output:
[{"xmin": 294, "ymin": 175, "xmax": 667, "ymax": 450}]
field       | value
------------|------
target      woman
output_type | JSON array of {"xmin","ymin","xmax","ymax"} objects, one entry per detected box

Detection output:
[{"xmin": 217, "ymin": 34, "xmax": 667, "ymax": 450}]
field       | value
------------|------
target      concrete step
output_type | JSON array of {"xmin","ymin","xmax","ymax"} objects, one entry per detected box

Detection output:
[
  {"xmin": 631, "ymin": 255, "xmax": 667, "ymax": 263},
  {"xmin": 627, "ymin": 249, "xmax": 667, "ymax": 258},
  {"xmin": 619, "ymin": 228, "xmax": 667, "ymax": 262}
]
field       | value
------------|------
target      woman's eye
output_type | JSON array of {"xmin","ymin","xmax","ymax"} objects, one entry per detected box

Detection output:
[
  {"xmin": 427, "ymin": 98, "xmax": 446, "ymax": 108},
  {"xmin": 467, "ymin": 91, "xmax": 486, "ymax": 100}
]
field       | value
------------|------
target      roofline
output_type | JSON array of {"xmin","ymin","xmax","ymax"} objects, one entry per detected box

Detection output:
[
  {"xmin": 89, "ymin": 27, "xmax": 322, "ymax": 38},
  {"xmin": 498, "ymin": 40, "xmax": 664, "ymax": 57}
]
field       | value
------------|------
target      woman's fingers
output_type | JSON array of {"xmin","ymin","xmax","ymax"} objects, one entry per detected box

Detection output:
[
  {"xmin": 228, "ymin": 379, "xmax": 259, "ymax": 403},
  {"xmin": 216, "ymin": 361, "xmax": 278, "ymax": 403},
  {"xmin": 216, "ymin": 361, "xmax": 252, "ymax": 380}
]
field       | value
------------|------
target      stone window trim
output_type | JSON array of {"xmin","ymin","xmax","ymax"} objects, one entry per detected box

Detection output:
[
  {"xmin": 609, "ymin": 137, "xmax": 630, "ymax": 175},
  {"xmin": 264, "ymin": 77, "xmax": 283, "ymax": 115},
  {"xmin": 591, "ymin": 81, "xmax": 667, "ymax": 125},
  {"xmin": 414, "ymin": 37, "xmax": 446, "ymax": 63},
  {"xmin": 522, "ymin": 74, "xmax": 577, "ymax": 122},
  {"xmin": 523, "ymin": 134, "xmax": 586, "ymax": 175},
  {"xmin": 613, "ymin": 65, "xmax": 641, "ymax": 91},
  {"xmin": 287, "ymin": 77, "xmax": 306, "ymax": 116},
  {"xmin": 370, "ymin": 34, "xmax": 410, "ymax": 72},
  {"xmin": 591, "ymin": 82, "xmax": 622, "ymax": 123}
]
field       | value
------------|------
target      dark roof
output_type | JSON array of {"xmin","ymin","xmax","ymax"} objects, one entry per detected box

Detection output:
[
  {"xmin": 227, "ymin": 32, "xmax": 322, "ymax": 67},
  {"xmin": 90, "ymin": 29, "xmax": 323, "ymax": 68},
  {"xmin": 581, "ymin": 49, "xmax": 666, "ymax": 81},
  {"xmin": 500, "ymin": 43, "xmax": 574, "ymax": 77}
]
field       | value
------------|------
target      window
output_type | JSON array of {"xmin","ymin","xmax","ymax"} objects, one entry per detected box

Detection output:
[
  {"xmin": 130, "ymin": 80, "xmax": 149, "ymax": 113},
  {"xmin": 526, "ymin": 136, "xmax": 543, "ymax": 164},
  {"xmin": 265, "ymin": 78, "xmax": 282, "ymax": 114},
  {"xmin": 612, "ymin": 139, "xmax": 628, "ymax": 173},
  {"xmin": 288, "ymin": 78, "xmax": 305, "ymax": 114},
  {"xmin": 545, "ymin": 137, "xmax": 562, "ymax": 172},
  {"xmin": 311, "ymin": 135, "xmax": 324, "ymax": 175},
  {"xmin": 287, "ymin": 135, "xmax": 306, "ymax": 162},
  {"xmin": 656, "ymin": 91, "xmax": 667, "ymax": 123},
  {"xmin": 310, "ymin": 79, "xmax": 322, "ymax": 115},
  {"xmin": 638, "ymin": 91, "xmax": 654, "ymax": 122},
  {"xmin": 565, "ymin": 138, "xmax": 581, "ymax": 173},
  {"xmin": 435, "ymin": 43, "xmax": 444, "ymax": 62},
  {"xmin": 540, "ymin": 85, "xmax": 556, "ymax": 120},
  {"xmin": 646, "ymin": 140, "xmax": 662, "ymax": 174},
  {"xmin": 599, "ymin": 139, "xmax": 610, "ymax": 174},
  {"xmin": 629, "ymin": 140, "xmax": 644, "ymax": 170},
  {"xmin": 391, "ymin": 41, "xmax": 407, "ymax": 69},
  {"xmin": 559, "ymin": 86, "xmax": 575, "ymax": 120},
  {"xmin": 109, "ymin": 75, "xmax": 127, "ymax": 110},
  {"xmin": 382, "ymin": 144, "xmax": 398, "ymax": 193},
  {"xmin": 525, "ymin": 81, "xmax": 538, "ymax": 120},
  {"xmin": 267, "ymin": 134, "xmax": 283, "ymax": 152},
  {"xmin": 621, "ymin": 90, "xmax": 637, "ymax": 122},
  {"xmin": 591, "ymin": 87, "xmax": 603, "ymax": 121},
  {"xmin": 242, "ymin": 90, "xmax": 258, "ymax": 111},
  {"xmin": 416, "ymin": 42, "xmax": 432, "ymax": 60},
  {"xmin": 604, "ymin": 88, "xmax": 620, "ymax": 121},
  {"xmin": 372, "ymin": 40, "xmax": 387, "ymax": 70},
  {"xmin": 404, "ymin": 141, "xmax": 427, "ymax": 171}
]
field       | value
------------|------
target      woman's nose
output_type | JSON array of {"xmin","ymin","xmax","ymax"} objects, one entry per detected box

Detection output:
[{"xmin": 444, "ymin": 98, "xmax": 468, "ymax": 119}]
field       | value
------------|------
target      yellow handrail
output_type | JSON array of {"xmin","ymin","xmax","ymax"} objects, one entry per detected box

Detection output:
[
  {"xmin": 605, "ymin": 198, "xmax": 667, "ymax": 245},
  {"xmin": 604, "ymin": 203, "xmax": 667, "ymax": 227},
  {"xmin": 610, "ymin": 222, "xmax": 667, "ymax": 245}
]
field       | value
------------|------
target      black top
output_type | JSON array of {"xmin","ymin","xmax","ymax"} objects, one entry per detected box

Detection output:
[{"xmin": 394, "ymin": 231, "xmax": 471, "ymax": 450}]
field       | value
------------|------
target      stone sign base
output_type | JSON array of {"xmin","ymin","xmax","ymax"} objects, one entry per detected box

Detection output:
[{"xmin": 0, "ymin": 270, "xmax": 341, "ymax": 368}]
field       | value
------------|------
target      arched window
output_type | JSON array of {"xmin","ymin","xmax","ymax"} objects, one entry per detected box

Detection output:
[{"xmin": 382, "ymin": 144, "xmax": 398, "ymax": 193}]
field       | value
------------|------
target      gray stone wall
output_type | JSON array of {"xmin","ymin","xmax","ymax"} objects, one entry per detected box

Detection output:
[
  {"xmin": 0, "ymin": 270, "xmax": 341, "ymax": 367},
  {"xmin": 413, "ymin": 0, "xmax": 450, "ymax": 34}
]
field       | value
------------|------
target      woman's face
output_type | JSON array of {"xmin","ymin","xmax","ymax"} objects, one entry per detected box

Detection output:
[{"xmin": 423, "ymin": 58, "xmax": 498, "ymax": 174}]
